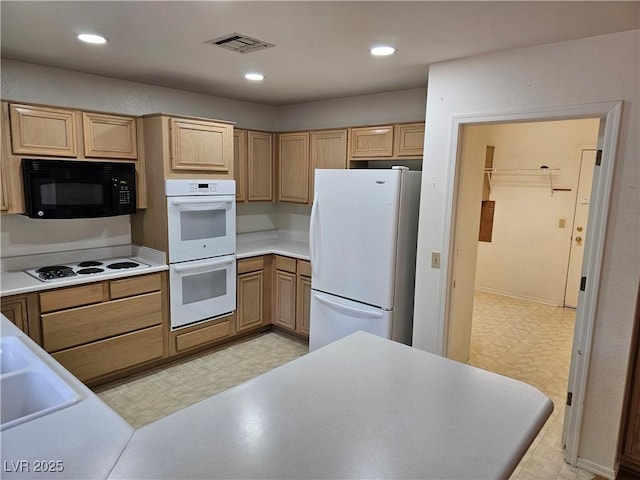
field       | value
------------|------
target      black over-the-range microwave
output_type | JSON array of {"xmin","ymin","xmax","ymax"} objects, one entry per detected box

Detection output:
[{"xmin": 22, "ymin": 159, "xmax": 137, "ymax": 219}]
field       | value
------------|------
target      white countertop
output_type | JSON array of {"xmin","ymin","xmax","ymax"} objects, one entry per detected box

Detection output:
[
  {"xmin": 0, "ymin": 245, "xmax": 168, "ymax": 296},
  {"xmin": 109, "ymin": 332, "xmax": 553, "ymax": 479},
  {"xmin": 0, "ymin": 317, "xmax": 134, "ymax": 480},
  {"xmin": 236, "ymin": 230, "xmax": 310, "ymax": 260},
  {"xmin": 1, "ymin": 317, "xmax": 552, "ymax": 479}
]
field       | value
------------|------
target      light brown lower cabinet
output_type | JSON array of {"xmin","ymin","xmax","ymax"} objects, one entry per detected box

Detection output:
[
  {"xmin": 235, "ymin": 255, "xmax": 272, "ymax": 335},
  {"xmin": 237, "ymin": 271, "xmax": 264, "ymax": 332},
  {"xmin": 53, "ymin": 326, "xmax": 164, "ymax": 383},
  {"xmin": 273, "ymin": 255, "xmax": 311, "ymax": 338},
  {"xmin": 1, "ymin": 292, "xmax": 41, "ymax": 343},
  {"xmin": 296, "ymin": 274, "xmax": 312, "ymax": 336},
  {"xmin": 38, "ymin": 272, "xmax": 168, "ymax": 383},
  {"xmin": 171, "ymin": 318, "xmax": 232, "ymax": 354}
]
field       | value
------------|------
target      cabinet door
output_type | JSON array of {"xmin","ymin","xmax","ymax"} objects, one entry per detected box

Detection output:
[
  {"xmin": 274, "ymin": 270, "xmax": 296, "ymax": 330},
  {"xmin": 394, "ymin": 123, "xmax": 425, "ymax": 157},
  {"xmin": 278, "ymin": 132, "xmax": 310, "ymax": 203},
  {"xmin": 349, "ymin": 125, "xmax": 393, "ymax": 158},
  {"xmin": 1, "ymin": 103, "xmax": 11, "ymax": 212},
  {"xmin": 1, "ymin": 296, "xmax": 29, "ymax": 333},
  {"xmin": 234, "ymin": 129, "xmax": 248, "ymax": 202},
  {"xmin": 82, "ymin": 112, "xmax": 138, "ymax": 159},
  {"xmin": 310, "ymin": 129, "xmax": 347, "ymax": 201},
  {"xmin": 237, "ymin": 271, "xmax": 264, "ymax": 333},
  {"xmin": 1, "ymin": 293, "xmax": 40, "ymax": 343},
  {"xmin": 170, "ymin": 118, "xmax": 233, "ymax": 174},
  {"xmin": 247, "ymin": 131, "xmax": 273, "ymax": 201},
  {"xmin": 9, "ymin": 104, "xmax": 77, "ymax": 157},
  {"xmin": 296, "ymin": 275, "xmax": 312, "ymax": 336}
]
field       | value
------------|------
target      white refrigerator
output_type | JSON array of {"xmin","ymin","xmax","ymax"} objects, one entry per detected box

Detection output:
[{"xmin": 309, "ymin": 167, "xmax": 421, "ymax": 351}]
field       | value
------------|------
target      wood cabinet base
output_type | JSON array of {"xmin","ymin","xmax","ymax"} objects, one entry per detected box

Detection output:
[{"xmin": 53, "ymin": 326, "xmax": 164, "ymax": 383}]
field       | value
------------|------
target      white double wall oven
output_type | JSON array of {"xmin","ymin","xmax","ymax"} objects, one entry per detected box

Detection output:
[{"xmin": 166, "ymin": 180, "xmax": 236, "ymax": 330}]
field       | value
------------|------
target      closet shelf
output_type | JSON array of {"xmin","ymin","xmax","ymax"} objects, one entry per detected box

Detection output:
[{"xmin": 484, "ymin": 167, "xmax": 567, "ymax": 195}]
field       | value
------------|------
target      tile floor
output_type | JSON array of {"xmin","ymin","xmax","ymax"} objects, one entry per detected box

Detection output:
[
  {"xmin": 94, "ymin": 332, "xmax": 308, "ymax": 428},
  {"xmin": 95, "ymin": 292, "xmax": 598, "ymax": 479},
  {"xmin": 470, "ymin": 291, "xmax": 595, "ymax": 480}
]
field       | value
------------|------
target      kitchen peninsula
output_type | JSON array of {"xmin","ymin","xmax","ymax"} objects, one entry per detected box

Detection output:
[{"xmin": 1, "ymin": 315, "xmax": 553, "ymax": 480}]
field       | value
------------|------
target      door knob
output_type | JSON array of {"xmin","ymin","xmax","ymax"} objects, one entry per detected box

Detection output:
[
  {"xmin": 575, "ymin": 236, "xmax": 583, "ymax": 244},
  {"xmin": 577, "ymin": 226, "xmax": 583, "ymax": 232}
]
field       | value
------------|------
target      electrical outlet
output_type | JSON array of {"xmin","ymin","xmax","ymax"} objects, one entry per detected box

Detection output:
[{"xmin": 431, "ymin": 252, "xmax": 441, "ymax": 269}]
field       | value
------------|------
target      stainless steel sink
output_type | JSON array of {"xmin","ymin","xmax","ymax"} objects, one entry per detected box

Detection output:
[{"xmin": 1, "ymin": 336, "xmax": 82, "ymax": 430}]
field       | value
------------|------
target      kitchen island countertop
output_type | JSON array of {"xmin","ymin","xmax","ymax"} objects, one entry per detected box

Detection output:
[
  {"xmin": 109, "ymin": 331, "xmax": 553, "ymax": 480},
  {"xmin": 2, "ymin": 314, "xmax": 553, "ymax": 479}
]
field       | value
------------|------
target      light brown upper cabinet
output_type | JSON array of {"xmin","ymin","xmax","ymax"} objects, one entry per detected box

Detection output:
[
  {"xmin": 9, "ymin": 104, "xmax": 78, "ymax": 157},
  {"xmin": 247, "ymin": 131, "xmax": 273, "ymax": 201},
  {"xmin": 349, "ymin": 125, "xmax": 394, "ymax": 158},
  {"xmin": 277, "ymin": 132, "xmax": 310, "ymax": 204},
  {"xmin": 235, "ymin": 129, "xmax": 273, "ymax": 202},
  {"xmin": 309, "ymin": 129, "xmax": 348, "ymax": 201},
  {"xmin": 234, "ymin": 129, "xmax": 248, "ymax": 202},
  {"xmin": 3, "ymin": 102, "xmax": 147, "ymax": 212},
  {"xmin": 170, "ymin": 117, "xmax": 233, "ymax": 175},
  {"xmin": 393, "ymin": 122, "xmax": 425, "ymax": 157},
  {"xmin": 348, "ymin": 122, "xmax": 425, "ymax": 162},
  {"xmin": 82, "ymin": 112, "xmax": 138, "ymax": 159}
]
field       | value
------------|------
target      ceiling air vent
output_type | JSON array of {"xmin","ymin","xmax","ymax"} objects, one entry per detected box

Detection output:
[{"xmin": 205, "ymin": 33, "xmax": 275, "ymax": 54}]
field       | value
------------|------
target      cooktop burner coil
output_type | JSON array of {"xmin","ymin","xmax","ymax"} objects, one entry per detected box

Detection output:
[
  {"xmin": 107, "ymin": 261, "xmax": 140, "ymax": 270},
  {"xmin": 77, "ymin": 267, "xmax": 105, "ymax": 275},
  {"xmin": 77, "ymin": 261, "xmax": 104, "ymax": 268}
]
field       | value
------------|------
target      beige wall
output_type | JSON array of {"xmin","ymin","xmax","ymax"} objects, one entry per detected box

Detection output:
[
  {"xmin": 413, "ymin": 30, "xmax": 639, "ymax": 474},
  {"xmin": 1, "ymin": 59, "xmax": 278, "ymax": 131},
  {"xmin": 474, "ymin": 119, "xmax": 600, "ymax": 305}
]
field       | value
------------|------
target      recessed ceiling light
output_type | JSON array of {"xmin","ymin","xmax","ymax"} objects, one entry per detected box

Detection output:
[
  {"xmin": 245, "ymin": 73, "xmax": 264, "ymax": 81},
  {"xmin": 370, "ymin": 46, "xmax": 396, "ymax": 56},
  {"xmin": 77, "ymin": 33, "xmax": 107, "ymax": 45}
]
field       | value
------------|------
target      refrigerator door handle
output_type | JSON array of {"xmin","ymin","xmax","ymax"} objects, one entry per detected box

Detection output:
[
  {"xmin": 313, "ymin": 293, "xmax": 384, "ymax": 319},
  {"xmin": 309, "ymin": 191, "xmax": 319, "ymax": 273}
]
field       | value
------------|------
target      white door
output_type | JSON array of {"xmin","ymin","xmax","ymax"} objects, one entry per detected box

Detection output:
[
  {"xmin": 564, "ymin": 149, "xmax": 596, "ymax": 308},
  {"xmin": 311, "ymin": 169, "xmax": 400, "ymax": 309},
  {"xmin": 167, "ymin": 195, "xmax": 236, "ymax": 263},
  {"xmin": 309, "ymin": 290, "xmax": 393, "ymax": 351},
  {"xmin": 169, "ymin": 254, "xmax": 236, "ymax": 329}
]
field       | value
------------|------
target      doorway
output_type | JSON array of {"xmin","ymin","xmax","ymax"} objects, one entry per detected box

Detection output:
[{"xmin": 443, "ymin": 101, "xmax": 622, "ymax": 468}]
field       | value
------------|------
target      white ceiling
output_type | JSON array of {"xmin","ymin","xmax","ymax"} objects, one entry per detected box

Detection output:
[{"xmin": 1, "ymin": 1, "xmax": 638, "ymax": 106}]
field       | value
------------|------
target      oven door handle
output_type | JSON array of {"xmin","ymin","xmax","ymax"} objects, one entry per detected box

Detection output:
[
  {"xmin": 170, "ymin": 198, "xmax": 233, "ymax": 211},
  {"xmin": 173, "ymin": 257, "xmax": 235, "ymax": 274}
]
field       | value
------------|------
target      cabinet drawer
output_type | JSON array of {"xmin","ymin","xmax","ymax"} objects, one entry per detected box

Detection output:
[
  {"xmin": 174, "ymin": 319, "xmax": 230, "ymax": 352},
  {"xmin": 275, "ymin": 255, "xmax": 297, "ymax": 273},
  {"xmin": 298, "ymin": 260, "xmax": 312, "ymax": 277},
  {"xmin": 40, "ymin": 283, "xmax": 103, "ymax": 313},
  {"xmin": 237, "ymin": 256, "xmax": 264, "ymax": 275},
  {"xmin": 52, "ymin": 325, "xmax": 164, "ymax": 382},
  {"xmin": 110, "ymin": 273, "xmax": 162, "ymax": 299},
  {"xmin": 42, "ymin": 292, "xmax": 162, "ymax": 352}
]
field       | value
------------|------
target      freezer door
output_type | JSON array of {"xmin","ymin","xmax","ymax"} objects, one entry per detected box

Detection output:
[
  {"xmin": 310, "ymin": 169, "xmax": 400, "ymax": 309},
  {"xmin": 309, "ymin": 290, "xmax": 393, "ymax": 351}
]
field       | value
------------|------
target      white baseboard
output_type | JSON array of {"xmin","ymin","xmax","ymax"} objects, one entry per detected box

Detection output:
[
  {"xmin": 474, "ymin": 286, "xmax": 563, "ymax": 307},
  {"xmin": 576, "ymin": 457, "xmax": 617, "ymax": 480}
]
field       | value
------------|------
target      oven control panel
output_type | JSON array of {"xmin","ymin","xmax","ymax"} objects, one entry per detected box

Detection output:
[{"xmin": 165, "ymin": 179, "xmax": 236, "ymax": 196}]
